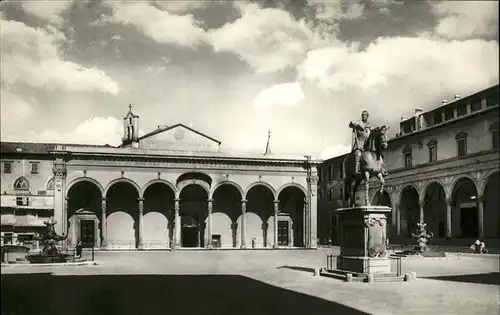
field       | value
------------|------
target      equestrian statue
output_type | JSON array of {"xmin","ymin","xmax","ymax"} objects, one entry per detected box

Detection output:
[{"xmin": 344, "ymin": 110, "xmax": 389, "ymax": 207}]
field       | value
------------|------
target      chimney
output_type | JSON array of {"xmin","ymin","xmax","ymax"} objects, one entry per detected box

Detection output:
[
  {"xmin": 442, "ymin": 100, "xmax": 448, "ymax": 105},
  {"xmin": 414, "ymin": 108, "xmax": 424, "ymax": 131},
  {"xmin": 454, "ymin": 94, "xmax": 461, "ymax": 100}
]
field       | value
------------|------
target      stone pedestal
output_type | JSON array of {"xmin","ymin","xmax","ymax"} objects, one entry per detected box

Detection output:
[{"xmin": 335, "ymin": 206, "xmax": 391, "ymax": 274}]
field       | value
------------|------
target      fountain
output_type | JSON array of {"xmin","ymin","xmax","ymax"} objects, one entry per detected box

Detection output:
[
  {"xmin": 25, "ymin": 218, "xmax": 72, "ymax": 264},
  {"xmin": 412, "ymin": 222, "xmax": 434, "ymax": 253},
  {"xmin": 1, "ymin": 243, "xmax": 30, "ymax": 264}
]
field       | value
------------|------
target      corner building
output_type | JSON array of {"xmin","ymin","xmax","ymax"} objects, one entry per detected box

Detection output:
[
  {"xmin": 318, "ymin": 85, "xmax": 499, "ymax": 247},
  {"xmin": 1, "ymin": 107, "xmax": 321, "ymax": 250}
]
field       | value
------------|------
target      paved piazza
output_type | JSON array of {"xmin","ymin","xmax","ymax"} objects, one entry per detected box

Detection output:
[{"xmin": 2, "ymin": 248, "xmax": 499, "ymax": 315}]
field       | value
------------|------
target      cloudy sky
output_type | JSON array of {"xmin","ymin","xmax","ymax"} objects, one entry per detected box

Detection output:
[{"xmin": 1, "ymin": 0, "xmax": 498, "ymax": 158}]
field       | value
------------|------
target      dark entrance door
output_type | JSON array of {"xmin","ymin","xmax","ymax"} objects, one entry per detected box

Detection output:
[
  {"xmin": 182, "ymin": 226, "xmax": 198, "ymax": 247},
  {"xmin": 277, "ymin": 221, "xmax": 289, "ymax": 246},
  {"xmin": 461, "ymin": 207, "xmax": 478, "ymax": 238},
  {"xmin": 80, "ymin": 220, "xmax": 95, "ymax": 248}
]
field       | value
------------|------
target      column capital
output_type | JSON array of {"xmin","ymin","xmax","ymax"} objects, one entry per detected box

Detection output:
[
  {"xmin": 137, "ymin": 198, "xmax": 145, "ymax": 202},
  {"xmin": 241, "ymin": 199, "xmax": 248, "ymax": 203},
  {"xmin": 207, "ymin": 198, "xmax": 214, "ymax": 203},
  {"xmin": 477, "ymin": 195, "xmax": 485, "ymax": 203},
  {"xmin": 446, "ymin": 197, "xmax": 453, "ymax": 206},
  {"xmin": 273, "ymin": 199, "xmax": 280, "ymax": 204},
  {"xmin": 101, "ymin": 197, "xmax": 107, "ymax": 201},
  {"xmin": 174, "ymin": 198, "xmax": 181, "ymax": 202}
]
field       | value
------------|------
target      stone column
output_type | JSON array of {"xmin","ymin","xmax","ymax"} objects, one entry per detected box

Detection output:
[
  {"xmin": 477, "ymin": 195, "xmax": 484, "ymax": 239},
  {"xmin": 0, "ymin": 232, "xmax": 4, "ymax": 245},
  {"xmin": 446, "ymin": 197, "xmax": 452, "ymax": 238},
  {"xmin": 419, "ymin": 200, "xmax": 425, "ymax": 223},
  {"xmin": 52, "ymin": 161, "xmax": 67, "ymax": 236},
  {"xmin": 101, "ymin": 197, "xmax": 107, "ymax": 249},
  {"xmin": 63, "ymin": 197, "xmax": 69, "ymax": 249},
  {"xmin": 273, "ymin": 200, "xmax": 279, "ymax": 248},
  {"xmin": 138, "ymin": 198, "xmax": 144, "ymax": 249},
  {"xmin": 240, "ymin": 199, "xmax": 247, "ymax": 249},
  {"xmin": 308, "ymin": 167, "xmax": 319, "ymax": 249},
  {"xmin": 303, "ymin": 197, "xmax": 308, "ymax": 247},
  {"xmin": 395, "ymin": 203, "xmax": 401, "ymax": 236},
  {"xmin": 174, "ymin": 198, "xmax": 181, "ymax": 248},
  {"xmin": 207, "ymin": 199, "xmax": 213, "ymax": 249}
]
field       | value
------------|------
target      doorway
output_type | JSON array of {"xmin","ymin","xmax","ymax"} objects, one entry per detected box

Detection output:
[
  {"xmin": 182, "ymin": 226, "xmax": 198, "ymax": 247},
  {"xmin": 460, "ymin": 207, "xmax": 478, "ymax": 238},
  {"xmin": 277, "ymin": 221, "xmax": 290, "ymax": 246},
  {"xmin": 80, "ymin": 220, "xmax": 95, "ymax": 248}
]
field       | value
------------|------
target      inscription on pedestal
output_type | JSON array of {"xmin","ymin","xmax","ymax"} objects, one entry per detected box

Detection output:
[
  {"xmin": 341, "ymin": 225, "xmax": 364, "ymax": 257},
  {"xmin": 365, "ymin": 216, "xmax": 387, "ymax": 258}
]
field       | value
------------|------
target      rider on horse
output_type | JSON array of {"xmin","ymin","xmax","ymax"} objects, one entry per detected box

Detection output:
[{"xmin": 349, "ymin": 110, "xmax": 372, "ymax": 175}]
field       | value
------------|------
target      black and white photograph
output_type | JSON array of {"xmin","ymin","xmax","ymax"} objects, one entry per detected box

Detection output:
[{"xmin": 0, "ymin": 0, "xmax": 499, "ymax": 314}]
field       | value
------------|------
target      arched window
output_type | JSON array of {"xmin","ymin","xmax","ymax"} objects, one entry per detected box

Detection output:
[
  {"xmin": 490, "ymin": 121, "xmax": 499, "ymax": 150},
  {"xmin": 455, "ymin": 132, "xmax": 468, "ymax": 157},
  {"xmin": 46, "ymin": 178, "xmax": 55, "ymax": 190},
  {"xmin": 427, "ymin": 140, "xmax": 437, "ymax": 163},
  {"xmin": 403, "ymin": 146, "xmax": 412, "ymax": 169},
  {"xmin": 13, "ymin": 177, "xmax": 30, "ymax": 190}
]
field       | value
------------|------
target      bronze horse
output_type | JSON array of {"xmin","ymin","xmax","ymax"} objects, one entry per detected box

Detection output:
[{"xmin": 344, "ymin": 126, "xmax": 389, "ymax": 207}]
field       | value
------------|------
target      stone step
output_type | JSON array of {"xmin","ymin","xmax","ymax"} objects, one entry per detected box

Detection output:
[{"xmin": 374, "ymin": 276, "xmax": 406, "ymax": 283}]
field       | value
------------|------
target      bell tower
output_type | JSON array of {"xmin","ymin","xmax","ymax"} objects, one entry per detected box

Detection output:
[{"xmin": 122, "ymin": 104, "xmax": 139, "ymax": 148}]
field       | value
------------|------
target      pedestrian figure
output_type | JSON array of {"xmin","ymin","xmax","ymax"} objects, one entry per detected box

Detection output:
[{"xmin": 75, "ymin": 241, "xmax": 83, "ymax": 258}]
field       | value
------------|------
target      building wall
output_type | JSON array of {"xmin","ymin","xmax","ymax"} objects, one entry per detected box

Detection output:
[{"xmin": 386, "ymin": 110, "xmax": 498, "ymax": 171}]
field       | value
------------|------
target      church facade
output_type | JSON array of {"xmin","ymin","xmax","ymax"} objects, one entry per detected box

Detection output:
[{"xmin": 0, "ymin": 107, "xmax": 321, "ymax": 250}]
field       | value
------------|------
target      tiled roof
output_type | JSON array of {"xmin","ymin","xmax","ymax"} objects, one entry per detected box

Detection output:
[{"xmin": 0, "ymin": 142, "xmax": 113, "ymax": 154}]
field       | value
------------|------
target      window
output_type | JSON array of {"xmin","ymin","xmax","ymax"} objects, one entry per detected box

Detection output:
[
  {"xmin": 487, "ymin": 93, "xmax": 498, "ymax": 107},
  {"xmin": 13, "ymin": 177, "xmax": 30, "ymax": 190},
  {"xmin": 46, "ymin": 178, "xmax": 55, "ymax": 190},
  {"xmin": 491, "ymin": 121, "xmax": 499, "ymax": 150},
  {"xmin": 470, "ymin": 98, "xmax": 482, "ymax": 112},
  {"xmin": 428, "ymin": 140, "xmax": 437, "ymax": 163},
  {"xmin": 30, "ymin": 162, "xmax": 39, "ymax": 174},
  {"xmin": 444, "ymin": 107, "xmax": 454, "ymax": 120},
  {"xmin": 457, "ymin": 103, "xmax": 467, "ymax": 117},
  {"xmin": 456, "ymin": 132, "xmax": 468, "ymax": 157},
  {"xmin": 3, "ymin": 162, "xmax": 12, "ymax": 173},
  {"xmin": 403, "ymin": 147, "xmax": 412, "ymax": 168},
  {"xmin": 433, "ymin": 111, "xmax": 443, "ymax": 125}
]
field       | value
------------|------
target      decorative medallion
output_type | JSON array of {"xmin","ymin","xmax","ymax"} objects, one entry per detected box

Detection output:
[{"xmin": 174, "ymin": 127, "xmax": 186, "ymax": 141}]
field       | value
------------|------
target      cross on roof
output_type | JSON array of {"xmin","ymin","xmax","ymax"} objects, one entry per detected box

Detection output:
[{"xmin": 129, "ymin": 104, "xmax": 133, "ymax": 111}]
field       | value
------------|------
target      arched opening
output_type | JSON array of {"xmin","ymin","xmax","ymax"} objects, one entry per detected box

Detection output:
[
  {"xmin": 143, "ymin": 183, "xmax": 175, "ymax": 249},
  {"xmin": 67, "ymin": 180, "xmax": 103, "ymax": 248},
  {"xmin": 451, "ymin": 177, "xmax": 478, "ymax": 238},
  {"xmin": 484, "ymin": 171, "xmax": 499, "ymax": 239},
  {"xmin": 399, "ymin": 186, "xmax": 419, "ymax": 237},
  {"xmin": 277, "ymin": 186, "xmax": 306, "ymax": 247},
  {"xmin": 176, "ymin": 172, "xmax": 212, "ymax": 187},
  {"xmin": 373, "ymin": 190, "xmax": 391, "ymax": 207},
  {"xmin": 244, "ymin": 185, "xmax": 274, "ymax": 248},
  {"xmin": 423, "ymin": 182, "xmax": 446, "ymax": 238},
  {"xmin": 106, "ymin": 182, "xmax": 140, "ymax": 249},
  {"xmin": 211, "ymin": 184, "xmax": 242, "ymax": 248},
  {"xmin": 179, "ymin": 184, "xmax": 208, "ymax": 248}
]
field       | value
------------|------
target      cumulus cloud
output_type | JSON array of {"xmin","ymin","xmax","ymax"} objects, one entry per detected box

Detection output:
[
  {"xmin": 298, "ymin": 36, "xmax": 499, "ymax": 96},
  {"xmin": 21, "ymin": 0, "xmax": 73, "ymax": 25},
  {"xmin": 0, "ymin": 89, "xmax": 35, "ymax": 133},
  {"xmin": 253, "ymin": 82, "xmax": 305, "ymax": 109},
  {"xmin": 153, "ymin": 1, "xmax": 211, "ymax": 13},
  {"xmin": 210, "ymin": 2, "xmax": 314, "ymax": 73},
  {"xmin": 430, "ymin": 1, "xmax": 499, "ymax": 40},
  {"xmin": 0, "ymin": 20, "xmax": 119, "ymax": 94},
  {"xmin": 103, "ymin": 1, "xmax": 208, "ymax": 47},
  {"xmin": 320, "ymin": 144, "xmax": 351, "ymax": 160},
  {"xmin": 2, "ymin": 117, "xmax": 139, "ymax": 146}
]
